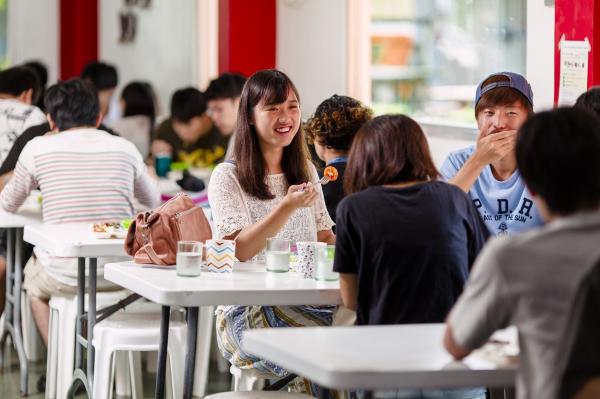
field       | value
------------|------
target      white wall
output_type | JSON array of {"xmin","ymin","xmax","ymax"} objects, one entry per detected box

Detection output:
[
  {"xmin": 526, "ymin": 0, "xmax": 555, "ymax": 112},
  {"xmin": 99, "ymin": 0, "xmax": 198, "ymax": 116},
  {"xmin": 276, "ymin": 0, "xmax": 348, "ymax": 116},
  {"xmin": 8, "ymin": 0, "xmax": 59, "ymax": 85}
]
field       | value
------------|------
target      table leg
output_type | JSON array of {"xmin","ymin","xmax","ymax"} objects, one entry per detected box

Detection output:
[
  {"xmin": 0, "ymin": 228, "xmax": 14, "ymax": 365},
  {"xmin": 87, "ymin": 257, "xmax": 97, "ymax": 392},
  {"xmin": 155, "ymin": 305, "xmax": 171, "ymax": 399},
  {"xmin": 13, "ymin": 228, "xmax": 29, "ymax": 396},
  {"xmin": 183, "ymin": 307, "xmax": 199, "ymax": 399},
  {"xmin": 74, "ymin": 258, "xmax": 85, "ymax": 370}
]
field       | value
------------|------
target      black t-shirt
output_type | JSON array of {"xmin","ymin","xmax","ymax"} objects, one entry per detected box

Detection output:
[
  {"xmin": 321, "ymin": 161, "xmax": 346, "ymax": 228},
  {"xmin": 333, "ymin": 181, "xmax": 489, "ymax": 326},
  {"xmin": 0, "ymin": 122, "xmax": 119, "ymax": 175},
  {"xmin": 155, "ymin": 118, "xmax": 229, "ymax": 167}
]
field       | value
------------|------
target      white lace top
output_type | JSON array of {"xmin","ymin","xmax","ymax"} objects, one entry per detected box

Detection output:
[{"xmin": 208, "ymin": 161, "xmax": 334, "ymax": 262}]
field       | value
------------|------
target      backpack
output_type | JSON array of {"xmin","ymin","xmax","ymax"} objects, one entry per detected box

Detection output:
[{"xmin": 124, "ymin": 193, "xmax": 212, "ymax": 265}]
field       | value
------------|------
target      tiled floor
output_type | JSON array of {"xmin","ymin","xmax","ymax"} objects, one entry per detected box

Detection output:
[{"xmin": 0, "ymin": 350, "xmax": 231, "ymax": 398}]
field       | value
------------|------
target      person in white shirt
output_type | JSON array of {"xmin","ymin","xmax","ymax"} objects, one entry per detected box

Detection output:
[
  {"xmin": 1, "ymin": 78, "xmax": 160, "ymax": 346},
  {"xmin": 0, "ymin": 65, "xmax": 46, "ymax": 318}
]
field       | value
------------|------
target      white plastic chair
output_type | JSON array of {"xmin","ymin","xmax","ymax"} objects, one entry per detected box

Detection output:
[
  {"xmin": 46, "ymin": 290, "xmax": 130, "ymax": 399},
  {"xmin": 230, "ymin": 364, "xmax": 278, "ymax": 391},
  {"xmin": 92, "ymin": 310, "xmax": 187, "ymax": 399}
]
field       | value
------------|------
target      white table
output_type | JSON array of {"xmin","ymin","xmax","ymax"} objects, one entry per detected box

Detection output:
[
  {"xmin": 244, "ymin": 324, "xmax": 517, "ymax": 398},
  {"xmin": 23, "ymin": 222, "xmax": 129, "ymax": 398},
  {"xmin": 0, "ymin": 199, "xmax": 42, "ymax": 396},
  {"xmin": 104, "ymin": 261, "xmax": 342, "ymax": 399}
]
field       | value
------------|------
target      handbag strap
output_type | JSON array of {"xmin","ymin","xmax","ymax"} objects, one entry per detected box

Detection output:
[{"xmin": 142, "ymin": 243, "xmax": 165, "ymax": 265}]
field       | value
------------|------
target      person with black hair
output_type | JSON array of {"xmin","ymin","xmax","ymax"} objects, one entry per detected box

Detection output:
[
  {"xmin": 205, "ymin": 72, "xmax": 246, "ymax": 159},
  {"xmin": 445, "ymin": 107, "xmax": 600, "ymax": 399},
  {"xmin": 23, "ymin": 60, "xmax": 49, "ymax": 111},
  {"xmin": 575, "ymin": 86, "xmax": 600, "ymax": 117},
  {"xmin": 108, "ymin": 81, "xmax": 157, "ymax": 157},
  {"xmin": 304, "ymin": 95, "xmax": 373, "ymax": 223},
  {"xmin": 0, "ymin": 66, "xmax": 46, "ymax": 165},
  {"xmin": 80, "ymin": 60, "xmax": 119, "ymax": 117},
  {"xmin": 0, "ymin": 78, "xmax": 160, "ymax": 348},
  {"xmin": 152, "ymin": 87, "xmax": 228, "ymax": 167},
  {"xmin": 441, "ymin": 72, "xmax": 542, "ymax": 235}
]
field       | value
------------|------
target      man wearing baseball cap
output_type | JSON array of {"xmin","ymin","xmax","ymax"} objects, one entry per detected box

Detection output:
[{"xmin": 440, "ymin": 72, "xmax": 543, "ymax": 235}]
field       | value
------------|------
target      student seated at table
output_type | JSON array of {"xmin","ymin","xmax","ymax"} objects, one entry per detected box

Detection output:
[
  {"xmin": 152, "ymin": 87, "xmax": 228, "ymax": 168},
  {"xmin": 0, "ymin": 61, "xmax": 122, "ymax": 188},
  {"xmin": 205, "ymin": 72, "xmax": 247, "ymax": 161},
  {"xmin": 440, "ymin": 72, "xmax": 542, "ymax": 236},
  {"xmin": 108, "ymin": 81, "xmax": 157, "ymax": 158},
  {"xmin": 304, "ymin": 94, "xmax": 372, "ymax": 225},
  {"xmin": 208, "ymin": 69, "xmax": 335, "ymax": 379},
  {"xmin": 444, "ymin": 107, "xmax": 600, "ymax": 399},
  {"xmin": 334, "ymin": 115, "xmax": 488, "ymax": 399},
  {"xmin": 0, "ymin": 65, "xmax": 46, "ymax": 317},
  {"xmin": 0, "ymin": 78, "xmax": 160, "ymax": 346}
]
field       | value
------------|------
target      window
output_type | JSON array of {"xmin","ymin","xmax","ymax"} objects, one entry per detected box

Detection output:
[
  {"xmin": 0, "ymin": 0, "xmax": 7, "ymax": 68},
  {"xmin": 369, "ymin": 0, "xmax": 526, "ymax": 127}
]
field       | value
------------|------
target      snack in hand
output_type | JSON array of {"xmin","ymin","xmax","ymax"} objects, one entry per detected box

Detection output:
[{"xmin": 323, "ymin": 166, "xmax": 339, "ymax": 182}]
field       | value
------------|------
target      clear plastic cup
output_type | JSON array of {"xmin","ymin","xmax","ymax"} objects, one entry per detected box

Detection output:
[
  {"xmin": 315, "ymin": 245, "xmax": 338, "ymax": 281},
  {"xmin": 266, "ymin": 238, "xmax": 291, "ymax": 273},
  {"xmin": 176, "ymin": 241, "xmax": 203, "ymax": 277}
]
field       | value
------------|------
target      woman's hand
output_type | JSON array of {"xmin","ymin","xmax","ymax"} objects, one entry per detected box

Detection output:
[{"xmin": 281, "ymin": 182, "xmax": 317, "ymax": 209}]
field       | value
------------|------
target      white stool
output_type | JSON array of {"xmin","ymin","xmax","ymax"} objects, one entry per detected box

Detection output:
[
  {"xmin": 230, "ymin": 364, "xmax": 278, "ymax": 391},
  {"xmin": 92, "ymin": 311, "xmax": 187, "ymax": 399},
  {"xmin": 192, "ymin": 305, "xmax": 216, "ymax": 398},
  {"xmin": 46, "ymin": 290, "xmax": 130, "ymax": 399},
  {"xmin": 205, "ymin": 392, "xmax": 314, "ymax": 398}
]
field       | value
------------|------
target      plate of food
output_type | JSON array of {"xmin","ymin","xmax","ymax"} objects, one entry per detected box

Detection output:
[{"xmin": 92, "ymin": 221, "xmax": 128, "ymax": 239}]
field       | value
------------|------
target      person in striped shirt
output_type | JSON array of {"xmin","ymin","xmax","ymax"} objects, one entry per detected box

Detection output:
[{"xmin": 0, "ymin": 78, "xmax": 160, "ymax": 346}]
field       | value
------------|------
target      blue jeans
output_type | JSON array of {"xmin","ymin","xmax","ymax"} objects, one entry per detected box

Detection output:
[{"xmin": 363, "ymin": 388, "xmax": 486, "ymax": 399}]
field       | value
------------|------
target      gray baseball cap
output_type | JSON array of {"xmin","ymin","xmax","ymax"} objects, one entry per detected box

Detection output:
[{"xmin": 475, "ymin": 72, "xmax": 533, "ymax": 107}]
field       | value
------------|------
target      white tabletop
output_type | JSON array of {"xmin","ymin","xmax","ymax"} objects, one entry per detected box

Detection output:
[
  {"xmin": 24, "ymin": 223, "xmax": 127, "ymax": 258},
  {"xmin": 243, "ymin": 324, "xmax": 517, "ymax": 391},
  {"xmin": 104, "ymin": 261, "xmax": 341, "ymax": 307},
  {"xmin": 0, "ymin": 193, "xmax": 43, "ymax": 228}
]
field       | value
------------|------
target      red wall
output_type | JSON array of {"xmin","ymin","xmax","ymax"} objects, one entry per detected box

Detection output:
[
  {"xmin": 219, "ymin": 0, "xmax": 277, "ymax": 77},
  {"xmin": 60, "ymin": 0, "xmax": 98, "ymax": 80},
  {"xmin": 555, "ymin": 0, "xmax": 600, "ymax": 103}
]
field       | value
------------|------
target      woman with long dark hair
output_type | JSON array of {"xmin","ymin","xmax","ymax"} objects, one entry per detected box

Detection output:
[
  {"xmin": 109, "ymin": 81, "xmax": 156, "ymax": 157},
  {"xmin": 208, "ymin": 69, "xmax": 335, "ymax": 377},
  {"xmin": 335, "ymin": 114, "xmax": 488, "ymax": 399}
]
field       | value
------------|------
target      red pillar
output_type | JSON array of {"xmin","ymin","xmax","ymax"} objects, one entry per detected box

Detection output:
[
  {"xmin": 60, "ymin": 0, "xmax": 98, "ymax": 80},
  {"xmin": 219, "ymin": 0, "xmax": 276, "ymax": 76},
  {"xmin": 554, "ymin": 0, "xmax": 600, "ymax": 103}
]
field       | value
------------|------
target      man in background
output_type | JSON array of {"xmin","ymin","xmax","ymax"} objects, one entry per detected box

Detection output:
[{"xmin": 205, "ymin": 72, "xmax": 246, "ymax": 160}]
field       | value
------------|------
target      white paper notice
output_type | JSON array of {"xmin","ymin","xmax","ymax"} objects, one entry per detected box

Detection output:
[{"xmin": 558, "ymin": 38, "xmax": 591, "ymax": 106}]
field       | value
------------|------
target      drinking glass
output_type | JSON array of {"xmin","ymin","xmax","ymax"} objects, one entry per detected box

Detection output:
[
  {"xmin": 155, "ymin": 153, "xmax": 172, "ymax": 177},
  {"xmin": 176, "ymin": 241, "xmax": 203, "ymax": 277},
  {"xmin": 315, "ymin": 245, "xmax": 338, "ymax": 281},
  {"xmin": 266, "ymin": 238, "xmax": 291, "ymax": 273}
]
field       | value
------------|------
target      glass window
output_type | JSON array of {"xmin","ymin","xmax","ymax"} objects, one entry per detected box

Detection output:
[
  {"xmin": 0, "ymin": 0, "xmax": 7, "ymax": 68},
  {"xmin": 370, "ymin": 0, "xmax": 526, "ymax": 127}
]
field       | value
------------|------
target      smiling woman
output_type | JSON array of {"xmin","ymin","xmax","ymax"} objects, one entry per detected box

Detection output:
[{"xmin": 207, "ymin": 69, "xmax": 337, "ymax": 395}]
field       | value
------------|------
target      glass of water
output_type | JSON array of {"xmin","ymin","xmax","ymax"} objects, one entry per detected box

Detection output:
[
  {"xmin": 176, "ymin": 241, "xmax": 203, "ymax": 277},
  {"xmin": 266, "ymin": 238, "xmax": 291, "ymax": 273},
  {"xmin": 315, "ymin": 245, "xmax": 338, "ymax": 281}
]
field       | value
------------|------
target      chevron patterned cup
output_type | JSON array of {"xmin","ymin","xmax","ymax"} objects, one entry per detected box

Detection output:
[{"xmin": 206, "ymin": 239, "xmax": 237, "ymax": 273}]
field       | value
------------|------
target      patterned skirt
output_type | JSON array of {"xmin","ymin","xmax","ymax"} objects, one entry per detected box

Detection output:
[{"xmin": 215, "ymin": 304, "xmax": 335, "ymax": 376}]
